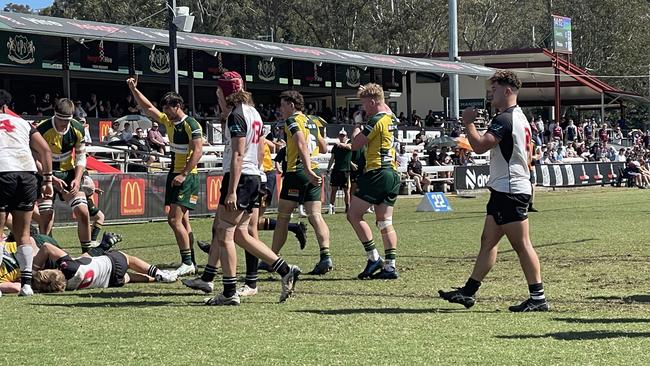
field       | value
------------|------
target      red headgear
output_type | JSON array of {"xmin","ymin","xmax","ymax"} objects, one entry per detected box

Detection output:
[{"xmin": 217, "ymin": 71, "xmax": 244, "ymax": 97}]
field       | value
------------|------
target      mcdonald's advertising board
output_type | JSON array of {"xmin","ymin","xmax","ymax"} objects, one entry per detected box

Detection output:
[
  {"xmin": 121, "ymin": 178, "xmax": 145, "ymax": 216},
  {"xmin": 206, "ymin": 175, "xmax": 223, "ymax": 211},
  {"xmin": 99, "ymin": 120, "xmax": 113, "ymax": 141}
]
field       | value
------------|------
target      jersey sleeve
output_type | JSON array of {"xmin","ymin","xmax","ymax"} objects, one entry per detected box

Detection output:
[
  {"xmin": 226, "ymin": 111, "xmax": 247, "ymax": 138},
  {"xmin": 35, "ymin": 119, "xmax": 49, "ymax": 136},
  {"xmin": 285, "ymin": 115, "xmax": 300, "ymax": 136},
  {"xmin": 56, "ymin": 255, "xmax": 80, "ymax": 280},
  {"xmin": 186, "ymin": 117, "xmax": 203, "ymax": 140},
  {"xmin": 362, "ymin": 114, "xmax": 383, "ymax": 137},
  {"xmin": 157, "ymin": 112, "xmax": 173, "ymax": 130},
  {"xmin": 487, "ymin": 113, "xmax": 512, "ymax": 140}
]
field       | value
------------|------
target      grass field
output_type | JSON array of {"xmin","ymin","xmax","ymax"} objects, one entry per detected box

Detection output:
[{"xmin": 3, "ymin": 187, "xmax": 650, "ymax": 365}]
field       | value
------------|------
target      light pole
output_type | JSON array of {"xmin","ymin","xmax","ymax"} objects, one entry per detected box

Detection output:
[
  {"xmin": 168, "ymin": 0, "xmax": 179, "ymax": 93},
  {"xmin": 448, "ymin": 0, "xmax": 460, "ymax": 120}
]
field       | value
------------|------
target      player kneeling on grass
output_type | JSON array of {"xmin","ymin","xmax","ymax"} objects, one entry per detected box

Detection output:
[{"xmin": 29, "ymin": 241, "xmax": 177, "ymax": 293}]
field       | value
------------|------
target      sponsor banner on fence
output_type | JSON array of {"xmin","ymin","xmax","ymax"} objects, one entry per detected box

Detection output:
[
  {"xmin": 454, "ymin": 162, "xmax": 624, "ymax": 191},
  {"xmin": 52, "ymin": 171, "xmax": 337, "ymax": 224}
]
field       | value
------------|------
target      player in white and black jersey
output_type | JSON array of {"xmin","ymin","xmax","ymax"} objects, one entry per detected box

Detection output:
[
  {"xmin": 182, "ymin": 72, "xmax": 300, "ymax": 305},
  {"xmin": 0, "ymin": 89, "xmax": 54, "ymax": 297},
  {"xmin": 439, "ymin": 70, "xmax": 549, "ymax": 312},
  {"xmin": 29, "ymin": 241, "xmax": 177, "ymax": 293}
]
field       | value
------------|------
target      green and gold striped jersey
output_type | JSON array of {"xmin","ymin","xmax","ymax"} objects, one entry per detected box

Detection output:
[
  {"xmin": 157, "ymin": 113, "xmax": 203, "ymax": 174},
  {"xmin": 37, "ymin": 118, "xmax": 85, "ymax": 172},
  {"xmin": 284, "ymin": 112, "xmax": 322, "ymax": 172},
  {"xmin": 361, "ymin": 112, "xmax": 398, "ymax": 171}
]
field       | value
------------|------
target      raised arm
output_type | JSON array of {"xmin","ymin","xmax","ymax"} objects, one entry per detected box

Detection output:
[{"xmin": 126, "ymin": 77, "xmax": 163, "ymax": 122}]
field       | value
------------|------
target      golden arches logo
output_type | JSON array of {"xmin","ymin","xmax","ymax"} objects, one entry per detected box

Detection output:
[
  {"xmin": 120, "ymin": 178, "xmax": 145, "ymax": 215},
  {"xmin": 99, "ymin": 120, "xmax": 114, "ymax": 140},
  {"xmin": 207, "ymin": 176, "xmax": 222, "ymax": 211}
]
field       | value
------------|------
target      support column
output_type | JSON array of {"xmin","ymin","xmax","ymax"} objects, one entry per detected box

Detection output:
[
  {"xmin": 168, "ymin": 0, "xmax": 179, "ymax": 92},
  {"xmin": 554, "ymin": 55, "xmax": 561, "ymax": 123},
  {"xmin": 61, "ymin": 37, "xmax": 71, "ymax": 98},
  {"xmin": 448, "ymin": 0, "xmax": 460, "ymax": 119},
  {"xmin": 330, "ymin": 64, "xmax": 337, "ymax": 121},
  {"xmin": 406, "ymin": 72, "xmax": 413, "ymax": 124}
]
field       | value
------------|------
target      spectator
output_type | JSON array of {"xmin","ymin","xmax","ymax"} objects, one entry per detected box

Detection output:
[
  {"xmin": 81, "ymin": 117, "xmax": 92, "ymax": 144},
  {"xmin": 133, "ymin": 127, "xmax": 154, "ymax": 164},
  {"xmin": 407, "ymin": 152, "xmax": 429, "ymax": 194},
  {"xmin": 396, "ymin": 145, "xmax": 409, "ymax": 168},
  {"xmin": 104, "ymin": 121, "xmax": 122, "ymax": 144},
  {"xmin": 617, "ymin": 148, "xmax": 627, "ymax": 162},
  {"xmin": 125, "ymin": 95, "xmax": 139, "ymax": 114},
  {"xmin": 26, "ymin": 94, "xmax": 38, "ymax": 115},
  {"xmin": 398, "ymin": 112, "xmax": 407, "ymax": 125},
  {"xmin": 612, "ymin": 127, "xmax": 623, "ymax": 145},
  {"xmin": 535, "ymin": 117, "xmax": 544, "ymax": 144},
  {"xmin": 565, "ymin": 119, "xmax": 577, "ymax": 143},
  {"xmin": 583, "ymin": 120, "xmax": 594, "ymax": 141},
  {"xmin": 99, "ymin": 100, "xmax": 111, "ymax": 118},
  {"xmin": 644, "ymin": 131, "xmax": 650, "ymax": 149},
  {"xmin": 424, "ymin": 110, "xmax": 435, "ymax": 127},
  {"xmin": 598, "ymin": 124, "xmax": 609, "ymax": 145},
  {"xmin": 37, "ymin": 93, "xmax": 53, "ymax": 116},
  {"xmin": 74, "ymin": 100, "xmax": 87, "ymax": 120},
  {"xmin": 112, "ymin": 102, "xmax": 124, "ymax": 118},
  {"xmin": 552, "ymin": 120, "xmax": 563, "ymax": 141},
  {"xmin": 147, "ymin": 121, "xmax": 167, "ymax": 154},
  {"xmin": 85, "ymin": 93, "xmax": 99, "ymax": 118},
  {"xmin": 566, "ymin": 142, "xmax": 578, "ymax": 158},
  {"xmin": 411, "ymin": 110, "xmax": 421, "ymax": 126},
  {"xmin": 426, "ymin": 145, "xmax": 439, "ymax": 166}
]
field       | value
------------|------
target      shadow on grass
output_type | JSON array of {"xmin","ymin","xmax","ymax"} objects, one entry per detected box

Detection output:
[
  {"xmin": 588, "ymin": 295, "xmax": 650, "ymax": 303},
  {"xmin": 294, "ymin": 307, "xmax": 500, "ymax": 315},
  {"xmin": 496, "ymin": 331, "xmax": 650, "ymax": 340},
  {"xmin": 46, "ymin": 291, "xmax": 195, "ymax": 299},
  {"xmin": 33, "ymin": 300, "xmax": 174, "ymax": 308},
  {"xmin": 554, "ymin": 317, "xmax": 650, "ymax": 324},
  {"xmin": 498, "ymin": 238, "xmax": 596, "ymax": 254}
]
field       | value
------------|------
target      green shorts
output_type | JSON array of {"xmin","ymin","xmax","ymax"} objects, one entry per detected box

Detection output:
[
  {"xmin": 354, "ymin": 168, "xmax": 400, "ymax": 206},
  {"xmin": 165, "ymin": 172, "xmax": 200, "ymax": 210},
  {"xmin": 53, "ymin": 170, "xmax": 86, "ymax": 201},
  {"xmin": 280, "ymin": 170, "xmax": 322, "ymax": 204}
]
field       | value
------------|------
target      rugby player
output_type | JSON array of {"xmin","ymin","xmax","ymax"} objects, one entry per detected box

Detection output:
[
  {"xmin": 347, "ymin": 83, "xmax": 401, "ymax": 280},
  {"xmin": 127, "ymin": 77, "xmax": 202, "ymax": 276},
  {"xmin": 438, "ymin": 70, "xmax": 549, "ymax": 312}
]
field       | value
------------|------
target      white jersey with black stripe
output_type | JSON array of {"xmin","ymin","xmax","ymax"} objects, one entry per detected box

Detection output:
[
  {"xmin": 0, "ymin": 113, "xmax": 37, "ymax": 172},
  {"xmin": 223, "ymin": 104, "xmax": 263, "ymax": 175},
  {"xmin": 485, "ymin": 105, "xmax": 532, "ymax": 195}
]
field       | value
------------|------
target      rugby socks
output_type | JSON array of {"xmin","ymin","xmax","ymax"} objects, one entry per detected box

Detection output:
[
  {"xmin": 80, "ymin": 241, "xmax": 91, "ymax": 254},
  {"xmin": 147, "ymin": 265, "xmax": 160, "ymax": 278},
  {"xmin": 180, "ymin": 249, "xmax": 193, "ymax": 266},
  {"xmin": 201, "ymin": 264, "xmax": 218, "ymax": 282},
  {"xmin": 15, "ymin": 245, "xmax": 34, "ymax": 287},
  {"xmin": 461, "ymin": 277, "xmax": 482, "ymax": 296},
  {"xmin": 272, "ymin": 258, "xmax": 290, "ymax": 277},
  {"xmin": 188, "ymin": 232, "xmax": 196, "ymax": 266},
  {"xmin": 87, "ymin": 247, "xmax": 107, "ymax": 257},
  {"xmin": 362, "ymin": 239, "xmax": 380, "ymax": 261},
  {"xmin": 384, "ymin": 248, "xmax": 397, "ymax": 271},
  {"xmin": 244, "ymin": 251, "xmax": 258, "ymax": 289},
  {"xmin": 223, "ymin": 276, "xmax": 237, "ymax": 297},
  {"xmin": 319, "ymin": 247, "xmax": 331, "ymax": 260},
  {"xmin": 529, "ymin": 283, "xmax": 546, "ymax": 302},
  {"xmin": 91, "ymin": 223, "xmax": 103, "ymax": 242}
]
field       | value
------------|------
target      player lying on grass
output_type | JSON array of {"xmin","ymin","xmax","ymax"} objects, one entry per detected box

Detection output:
[{"xmin": 3, "ymin": 234, "xmax": 177, "ymax": 294}]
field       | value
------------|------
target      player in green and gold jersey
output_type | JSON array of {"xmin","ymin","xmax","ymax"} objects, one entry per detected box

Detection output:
[
  {"xmin": 347, "ymin": 83, "xmax": 401, "ymax": 280},
  {"xmin": 127, "ymin": 77, "xmax": 203, "ymax": 276},
  {"xmin": 270, "ymin": 90, "xmax": 332, "ymax": 275}
]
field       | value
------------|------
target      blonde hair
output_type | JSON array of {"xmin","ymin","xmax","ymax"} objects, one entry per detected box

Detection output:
[
  {"xmin": 357, "ymin": 83, "xmax": 384, "ymax": 102},
  {"xmin": 32, "ymin": 269, "xmax": 66, "ymax": 293},
  {"xmin": 226, "ymin": 90, "xmax": 255, "ymax": 107}
]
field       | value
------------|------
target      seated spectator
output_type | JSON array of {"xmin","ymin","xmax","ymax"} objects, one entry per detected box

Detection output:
[
  {"xmin": 80, "ymin": 117, "xmax": 92, "ymax": 144},
  {"xmin": 413, "ymin": 132, "xmax": 425, "ymax": 145},
  {"xmin": 426, "ymin": 145, "xmax": 439, "ymax": 166},
  {"xmin": 398, "ymin": 112, "xmax": 407, "ymax": 125},
  {"xmin": 617, "ymin": 159, "xmax": 642, "ymax": 187},
  {"xmin": 133, "ymin": 128, "xmax": 154, "ymax": 164},
  {"xmin": 104, "ymin": 121, "xmax": 122, "ymax": 144},
  {"xmin": 566, "ymin": 142, "xmax": 578, "ymax": 158},
  {"xmin": 147, "ymin": 122, "xmax": 167, "ymax": 154},
  {"xmin": 424, "ymin": 110, "xmax": 435, "ymax": 127},
  {"xmin": 407, "ymin": 152, "xmax": 430, "ymax": 194},
  {"xmin": 125, "ymin": 95, "xmax": 139, "ymax": 114}
]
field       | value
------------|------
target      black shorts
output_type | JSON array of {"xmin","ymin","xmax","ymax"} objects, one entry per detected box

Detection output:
[
  {"xmin": 219, "ymin": 173, "xmax": 261, "ymax": 213},
  {"xmin": 107, "ymin": 251, "xmax": 128, "ymax": 288},
  {"xmin": 330, "ymin": 170, "xmax": 350, "ymax": 188},
  {"xmin": 350, "ymin": 169, "xmax": 361, "ymax": 183},
  {"xmin": 259, "ymin": 182, "xmax": 272, "ymax": 208},
  {"xmin": 486, "ymin": 188, "xmax": 531, "ymax": 225},
  {"xmin": 0, "ymin": 172, "xmax": 38, "ymax": 212}
]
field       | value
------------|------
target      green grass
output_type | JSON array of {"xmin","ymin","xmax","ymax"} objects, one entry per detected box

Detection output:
[{"xmin": 3, "ymin": 188, "xmax": 650, "ymax": 365}]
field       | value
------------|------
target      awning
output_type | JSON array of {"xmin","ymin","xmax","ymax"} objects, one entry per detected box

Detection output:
[{"xmin": 0, "ymin": 11, "xmax": 493, "ymax": 77}]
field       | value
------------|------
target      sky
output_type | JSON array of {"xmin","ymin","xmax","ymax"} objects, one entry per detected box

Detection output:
[{"xmin": 2, "ymin": 0, "xmax": 53, "ymax": 11}]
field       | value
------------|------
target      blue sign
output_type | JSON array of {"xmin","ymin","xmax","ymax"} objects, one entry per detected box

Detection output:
[{"xmin": 416, "ymin": 192, "xmax": 452, "ymax": 212}]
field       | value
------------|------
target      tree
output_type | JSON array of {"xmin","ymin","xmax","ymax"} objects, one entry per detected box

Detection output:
[{"xmin": 4, "ymin": 3, "xmax": 33, "ymax": 13}]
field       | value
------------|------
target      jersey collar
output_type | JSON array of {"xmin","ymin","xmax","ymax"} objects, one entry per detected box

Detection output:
[
  {"xmin": 51, "ymin": 117, "xmax": 70, "ymax": 136},
  {"xmin": 173, "ymin": 115, "xmax": 188, "ymax": 126}
]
